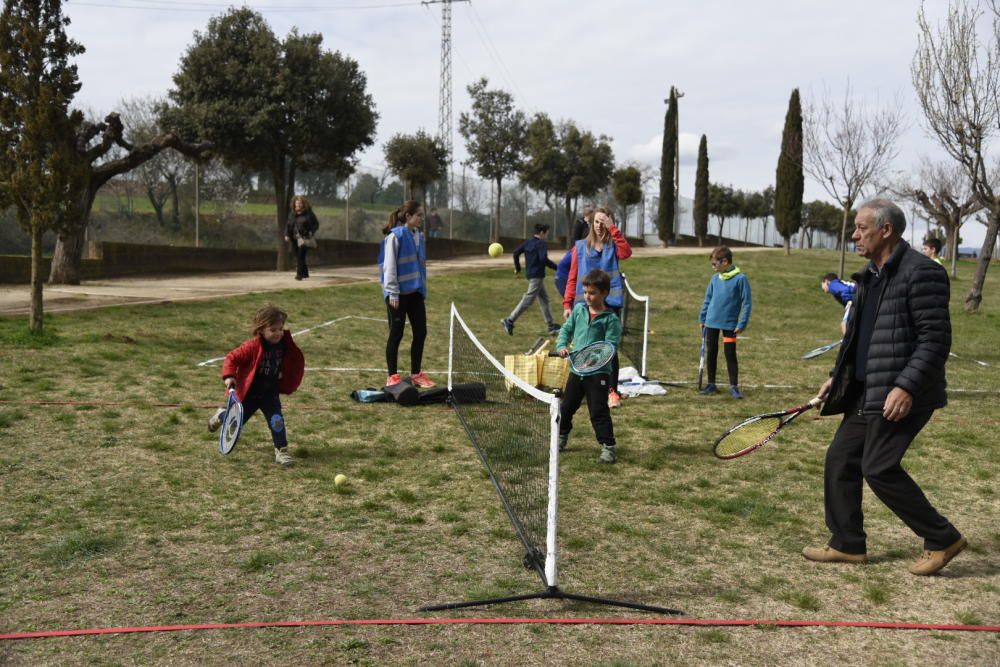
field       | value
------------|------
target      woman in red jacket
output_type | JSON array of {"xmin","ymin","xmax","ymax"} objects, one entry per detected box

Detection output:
[{"xmin": 208, "ymin": 304, "xmax": 305, "ymax": 466}]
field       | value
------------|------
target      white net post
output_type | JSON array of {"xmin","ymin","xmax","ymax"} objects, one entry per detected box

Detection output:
[{"xmin": 545, "ymin": 395, "xmax": 560, "ymax": 588}]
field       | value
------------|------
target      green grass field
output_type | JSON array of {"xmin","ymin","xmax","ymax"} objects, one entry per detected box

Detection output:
[{"xmin": 0, "ymin": 249, "xmax": 997, "ymax": 665}]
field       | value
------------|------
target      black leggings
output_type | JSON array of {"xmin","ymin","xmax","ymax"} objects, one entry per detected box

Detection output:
[
  {"xmin": 291, "ymin": 239, "xmax": 310, "ymax": 278},
  {"xmin": 705, "ymin": 327, "xmax": 739, "ymax": 387},
  {"xmin": 386, "ymin": 292, "xmax": 427, "ymax": 375}
]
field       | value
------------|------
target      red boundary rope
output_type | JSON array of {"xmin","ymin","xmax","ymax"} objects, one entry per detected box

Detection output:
[{"xmin": 2, "ymin": 617, "xmax": 997, "ymax": 640}]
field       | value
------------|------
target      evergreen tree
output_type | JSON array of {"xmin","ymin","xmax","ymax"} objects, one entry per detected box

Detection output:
[
  {"xmin": 0, "ymin": 0, "xmax": 87, "ymax": 331},
  {"xmin": 657, "ymin": 87, "xmax": 678, "ymax": 245},
  {"xmin": 611, "ymin": 165, "xmax": 643, "ymax": 237},
  {"xmin": 383, "ymin": 130, "xmax": 448, "ymax": 202},
  {"xmin": 458, "ymin": 77, "xmax": 527, "ymax": 243},
  {"xmin": 693, "ymin": 134, "xmax": 709, "ymax": 247},
  {"xmin": 167, "ymin": 8, "xmax": 377, "ymax": 270},
  {"xmin": 774, "ymin": 88, "xmax": 804, "ymax": 255}
]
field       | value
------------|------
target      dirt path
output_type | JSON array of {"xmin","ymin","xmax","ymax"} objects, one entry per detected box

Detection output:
[{"xmin": 0, "ymin": 246, "xmax": 777, "ymax": 317}]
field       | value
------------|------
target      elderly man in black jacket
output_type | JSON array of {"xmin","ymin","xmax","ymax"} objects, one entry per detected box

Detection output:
[{"xmin": 804, "ymin": 199, "xmax": 966, "ymax": 576}]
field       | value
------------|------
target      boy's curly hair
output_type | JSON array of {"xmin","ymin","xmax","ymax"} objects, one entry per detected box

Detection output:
[{"xmin": 251, "ymin": 304, "xmax": 288, "ymax": 337}]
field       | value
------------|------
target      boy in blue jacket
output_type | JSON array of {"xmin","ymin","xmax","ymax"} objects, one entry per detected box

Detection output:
[
  {"xmin": 502, "ymin": 224, "xmax": 560, "ymax": 336},
  {"xmin": 699, "ymin": 246, "xmax": 752, "ymax": 399},
  {"xmin": 821, "ymin": 272, "xmax": 856, "ymax": 335}
]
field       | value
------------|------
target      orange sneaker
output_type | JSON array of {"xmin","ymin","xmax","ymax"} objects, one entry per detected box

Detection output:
[
  {"xmin": 607, "ymin": 390, "xmax": 621, "ymax": 408},
  {"xmin": 411, "ymin": 371, "xmax": 436, "ymax": 388},
  {"xmin": 386, "ymin": 373, "xmax": 402, "ymax": 387}
]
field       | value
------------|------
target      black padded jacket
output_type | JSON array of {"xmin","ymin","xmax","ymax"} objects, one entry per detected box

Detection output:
[{"xmin": 821, "ymin": 239, "xmax": 951, "ymax": 416}]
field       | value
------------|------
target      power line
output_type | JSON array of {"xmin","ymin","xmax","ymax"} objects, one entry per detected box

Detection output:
[
  {"xmin": 70, "ymin": 0, "xmax": 425, "ymax": 12},
  {"xmin": 462, "ymin": 3, "xmax": 524, "ymax": 103}
]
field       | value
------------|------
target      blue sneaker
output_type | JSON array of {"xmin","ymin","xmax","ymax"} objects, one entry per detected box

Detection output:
[
  {"xmin": 730, "ymin": 386, "xmax": 744, "ymax": 399},
  {"xmin": 699, "ymin": 383, "xmax": 718, "ymax": 395},
  {"xmin": 501, "ymin": 318, "xmax": 514, "ymax": 336}
]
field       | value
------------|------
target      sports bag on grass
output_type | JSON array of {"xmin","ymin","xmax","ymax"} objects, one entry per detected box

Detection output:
[{"xmin": 382, "ymin": 379, "xmax": 419, "ymax": 406}]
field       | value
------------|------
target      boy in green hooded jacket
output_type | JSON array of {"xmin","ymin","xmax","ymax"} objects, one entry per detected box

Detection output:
[{"xmin": 555, "ymin": 269, "xmax": 622, "ymax": 464}]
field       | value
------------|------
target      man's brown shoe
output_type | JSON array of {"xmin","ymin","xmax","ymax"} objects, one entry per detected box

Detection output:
[
  {"xmin": 908, "ymin": 537, "xmax": 967, "ymax": 576},
  {"xmin": 801, "ymin": 545, "xmax": 867, "ymax": 564}
]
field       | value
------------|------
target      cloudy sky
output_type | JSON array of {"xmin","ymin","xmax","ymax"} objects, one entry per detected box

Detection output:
[{"xmin": 63, "ymin": 0, "xmax": 992, "ymax": 247}]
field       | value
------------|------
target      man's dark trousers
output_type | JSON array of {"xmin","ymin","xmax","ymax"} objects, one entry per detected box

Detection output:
[{"xmin": 824, "ymin": 393, "xmax": 961, "ymax": 554}]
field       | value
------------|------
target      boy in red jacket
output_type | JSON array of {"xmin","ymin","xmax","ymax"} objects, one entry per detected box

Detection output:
[{"xmin": 208, "ymin": 304, "xmax": 305, "ymax": 466}]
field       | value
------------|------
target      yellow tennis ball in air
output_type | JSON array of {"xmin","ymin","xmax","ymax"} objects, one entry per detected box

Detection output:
[
  {"xmin": 334, "ymin": 473, "xmax": 348, "ymax": 487},
  {"xmin": 488, "ymin": 242, "xmax": 503, "ymax": 258}
]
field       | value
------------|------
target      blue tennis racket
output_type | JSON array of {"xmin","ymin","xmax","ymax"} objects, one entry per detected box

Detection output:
[
  {"xmin": 553, "ymin": 340, "xmax": 616, "ymax": 376},
  {"xmin": 218, "ymin": 388, "xmax": 244, "ymax": 455}
]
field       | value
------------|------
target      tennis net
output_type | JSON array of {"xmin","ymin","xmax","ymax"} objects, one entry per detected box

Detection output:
[
  {"xmin": 447, "ymin": 303, "xmax": 561, "ymax": 587},
  {"xmin": 620, "ymin": 272, "xmax": 650, "ymax": 378}
]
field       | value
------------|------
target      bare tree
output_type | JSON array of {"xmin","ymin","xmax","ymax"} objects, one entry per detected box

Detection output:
[
  {"xmin": 804, "ymin": 84, "xmax": 905, "ymax": 276},
  {"xmin": 888, "ymin": 159, "xmax": 984, "ymax": 277},
  {"xmin": 118, "ymin": 96, "xmax": 191, "ymax": 229},
  {"xmin": 913, "ymin": 0, "xmax": 1000, "ymax": 312}
]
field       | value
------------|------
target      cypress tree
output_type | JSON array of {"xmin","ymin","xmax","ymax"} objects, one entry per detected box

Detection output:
[
  {"xmin": 693, "ymin": 134, "xmax": 709, "ymax": 247},
  {"xmin": 657, "ymin": 87, "xmax": 678, "ymax": 245},
  {"xmin": 774, "ymin": 88, "xmax": 804, "ymax": 255}
]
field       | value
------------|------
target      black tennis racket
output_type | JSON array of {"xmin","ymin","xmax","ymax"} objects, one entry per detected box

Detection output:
[
  {"xmin": 802, "ymin": 339, "xmax": 842, "ymax": 360},
  {"xmin": 713, "ymin": 397, "xmax": 822, "ymax": 460}
]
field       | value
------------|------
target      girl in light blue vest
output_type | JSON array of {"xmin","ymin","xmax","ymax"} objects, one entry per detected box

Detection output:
[{"xmin": 379, "ymin": 201, "xmax": 435, "ymax": 389}]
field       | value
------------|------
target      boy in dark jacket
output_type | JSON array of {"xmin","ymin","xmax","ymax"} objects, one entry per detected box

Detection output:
[{"xmin": 502, "ymin": 224, "xmax": 560, "ymax": 336}]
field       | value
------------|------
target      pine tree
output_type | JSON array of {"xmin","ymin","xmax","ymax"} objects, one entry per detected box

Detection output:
[
  {"xmin": 774, "ymin": 88, "xmax": 804, "ymax": 255},
  {"xmin": 0, "ymin": 0, "xmax": 87, "ymax": 331},
  {"xmin": 657, "ymin": 87, "xmax": 678, "ymax": 245},
  {"xmin": 693, "ymin": 134, "xmax": 709, "ymax": 247}
]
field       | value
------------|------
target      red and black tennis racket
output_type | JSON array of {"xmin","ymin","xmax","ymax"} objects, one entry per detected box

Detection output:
[{"xmin": 713, "ymin": 397, "xmax": 822, "ymax": 460}]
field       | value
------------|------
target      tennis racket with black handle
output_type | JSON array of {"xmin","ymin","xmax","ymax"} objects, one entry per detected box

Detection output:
[{"xmin": 713, "ymin": 397, "xmax": 822, "ymax": 460}]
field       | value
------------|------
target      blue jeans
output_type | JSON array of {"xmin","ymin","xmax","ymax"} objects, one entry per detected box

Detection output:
[{"xmin": 241, "ymin": 389, "xmax": 287, "ymax": 449}]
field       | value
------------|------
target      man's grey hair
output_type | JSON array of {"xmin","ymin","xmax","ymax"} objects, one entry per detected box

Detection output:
[{"xmin": 859, "ymin": 198, "xmax": 906, "ymax": 237}]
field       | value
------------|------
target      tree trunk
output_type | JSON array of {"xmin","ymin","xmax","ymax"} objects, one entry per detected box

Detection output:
[
  {"xmin": 147, "ymin": 185, "xmax": 166, "ymax": 226},
  {"xmin": 30, "ymin": 222, "xmax": 44, "ymax": 333},
  {"xmin": 744, "ymin": 219, "xmax": 750, "ymax": 246},
  {"xmin": 564, "ymin": 196, "xmax": 574, "ymax": 249},
  {"xmin": 950, "ymin": 223, "xmax": 959, "ymax": 279},
  {"xmin": 838, "ymin": 204, "xmax": 851, "ymax": 279},
  {"xmin": 493, "ymin": 178, "xmax": 503, "ymax": 243},
  {"xmin": 49, "ymin": 187, "xmax": 98, "ymax": 285},
  {"xmin": 964, "ymin": 206, "xmax": 1000, "ymax": 312},
  {"xmin": 272, "ymin": 160, "xmax": 292, "ymax": 272},
  {"xmin": 168, "ymin": 174, "xmax": 180, "ymax": 230},
  {"xmin": 784, "ymin": 235, "xmax": 791, "ymax": 256}
]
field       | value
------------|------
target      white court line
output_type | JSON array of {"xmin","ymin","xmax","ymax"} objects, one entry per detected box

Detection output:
[
  {"xmin": 307, "ymin": 367, "xmax": 447, "ymax": 374},
  {"xmin": 197, "ymin": 315, "xmax": 385, "ymax": 367}
]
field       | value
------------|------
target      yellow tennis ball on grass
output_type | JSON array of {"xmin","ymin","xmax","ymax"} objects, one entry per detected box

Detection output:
[
  {"xmin": 488, "ymin": 242, "xmax": 503, "ymax": 258},
  {"xmin": 334, "ymin": 473, "xmax": 348, "ymax": 487}
]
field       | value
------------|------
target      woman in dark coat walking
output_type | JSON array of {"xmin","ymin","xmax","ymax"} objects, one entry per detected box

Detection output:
[{"xmin": 284, "ymin": 196, "xmax": 320, "ymax": 280}]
